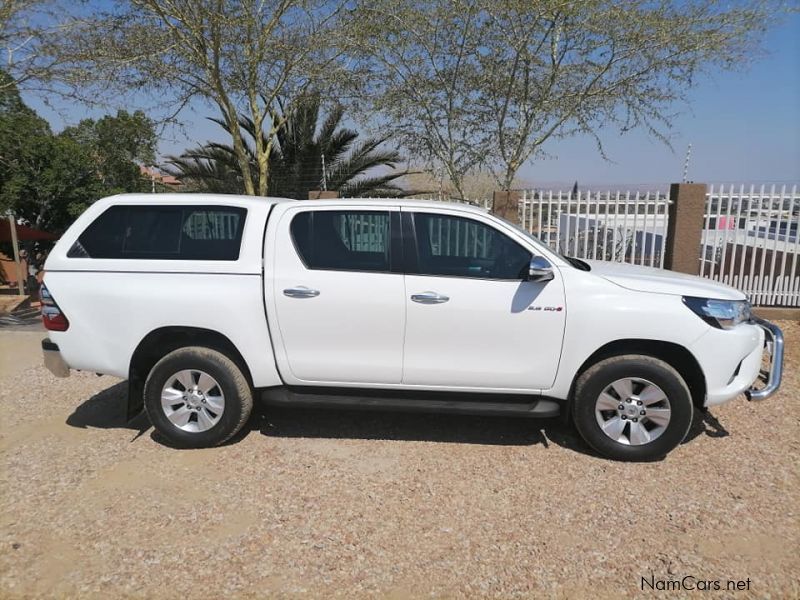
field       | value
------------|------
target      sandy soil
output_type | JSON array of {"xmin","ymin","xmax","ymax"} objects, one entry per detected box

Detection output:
[
  {"xmin": 0, "ymin": 324, "xmax": 798, "ymax": 599},
  {"xmin": 0, "ymin": 332, "xmax": 44, "ymax": 379}
]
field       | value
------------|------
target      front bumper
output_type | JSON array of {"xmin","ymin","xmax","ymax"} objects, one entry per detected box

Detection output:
[
  {"xmin": 42, "ymin": 338, "xmax": 70, "ymax": 378},
  {"xmin": 745, "ymin": 317, "xmax": 784, "ymax": 401}
]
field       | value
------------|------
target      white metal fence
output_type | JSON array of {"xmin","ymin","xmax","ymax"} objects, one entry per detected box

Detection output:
[
  {"xmin": 701, "ymin": 184, "xmax": 800, "ymax": 307},
  {"xmin": 520, "ymin": 189, "xmax": 672, "ymax": 267}
]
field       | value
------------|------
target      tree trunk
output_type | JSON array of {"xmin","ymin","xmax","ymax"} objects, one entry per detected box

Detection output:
[
  {"xmin": 501, "ymin": 162, "xmax": 518, "ymax": 192},
  {"xmin": 231, "ymin": 129, "xmax": 256, "ymax": 195},
  {"xmin": 221, "ymin": 104, "xmax": 255, "ymax": 195},
  {"xmin": 446, "ymin": 165, "xmax": 466, "ymax": 201},
  {"xmin": 257, "ymin": 138, "xmax": 272, "ymax": 196}
]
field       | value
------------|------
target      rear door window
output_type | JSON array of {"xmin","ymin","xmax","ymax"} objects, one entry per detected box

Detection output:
[
  {"xmin": 290, "ymin": 210, "xmax": 392, "ymax": 272},
  {"xmin": 68, "ymin": 205, "xmax": 247, "ymax": 260}
]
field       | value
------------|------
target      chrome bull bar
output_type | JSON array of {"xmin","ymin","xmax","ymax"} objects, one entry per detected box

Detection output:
[{"xmin": 745, "ymin": 317, "xmax": 784, "ymax": 401}]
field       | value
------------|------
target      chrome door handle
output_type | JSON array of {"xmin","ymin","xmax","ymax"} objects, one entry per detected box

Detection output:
[
  {"xmin": 283, "ymin": 286, "xmax": 320, "ymax": 298},
  {"xmin": 411, "ymin": 291, "xmax": 449, "ymax": 304}
]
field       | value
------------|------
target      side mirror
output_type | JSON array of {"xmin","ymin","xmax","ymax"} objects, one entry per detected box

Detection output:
[{"xmin": 527, "ymin": 256, "xmax": 554, "ymax": 282}]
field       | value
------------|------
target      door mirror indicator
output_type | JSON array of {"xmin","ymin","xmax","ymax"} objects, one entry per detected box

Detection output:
[{"xmin": 527, "ymin": 256, "xmax": 554, "ymax": 282}]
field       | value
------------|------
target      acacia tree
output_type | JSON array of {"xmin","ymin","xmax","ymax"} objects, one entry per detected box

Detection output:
[
  {"xmin": 57, "ymin": 0, "xmax": 347, "ymax": 196},
  {"xmin": 0, "ymin": 0, "xmax": 97, "ymax": 98},
  {"xmin": 349, "ymin": 0, "xmax": 489, "ymax": 200},
  {"xmin": 352, "ymin": 0, "xmax": 783, "ymax": 195},
  {"xmin": 1, "ymin": 1, "xmax": 58, "ymax": 92},
  {"xmin": 478, "ymin": 0, "xmax": 776, "ymax": 190}
]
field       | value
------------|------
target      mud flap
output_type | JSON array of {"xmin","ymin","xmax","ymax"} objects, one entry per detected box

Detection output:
[{"xmin": 126, "ymin": 373, "xmax": 145, "ymax": 422}]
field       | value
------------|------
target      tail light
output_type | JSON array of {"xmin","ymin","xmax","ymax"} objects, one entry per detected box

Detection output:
[{"xmin": 40, "ymin": 283, "xmax": 70, "ymax": 331}]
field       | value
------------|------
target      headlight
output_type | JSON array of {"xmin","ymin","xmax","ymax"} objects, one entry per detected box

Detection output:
[{"xmin": 682, "ymin": 296, "xmax": 752, "ymax": 329}]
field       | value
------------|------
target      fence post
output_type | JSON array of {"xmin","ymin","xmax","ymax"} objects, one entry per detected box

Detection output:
[
  {"xmin": 308, "ymin": 190, "xmax": 338, "ymax": 199},
  {"xmin": 664, "ymin": 183, "xmax": 707, "ymax": 274},
  {"xmin": 491, "ymin": 190, "xmax": 522, "ymax": 225}
]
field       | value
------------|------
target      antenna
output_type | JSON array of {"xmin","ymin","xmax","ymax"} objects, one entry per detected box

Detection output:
[
  {"xmin": 321, "ymin": 153, "xmax": 327, "ymax": 191},
  {"xmin": 682, "ymin": 143, "xmax": 692, "ymax": 183}
]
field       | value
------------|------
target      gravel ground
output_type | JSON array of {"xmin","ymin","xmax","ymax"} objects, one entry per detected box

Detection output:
[{"xmin": 1, "ymin": 324, "xmax": 798, "ymax": 599}]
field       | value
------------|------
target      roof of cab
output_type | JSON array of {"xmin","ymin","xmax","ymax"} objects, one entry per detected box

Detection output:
[
  {"xmin": 98, "ymin": 193, "xmax": 293, "ymax": 210},
  {"xmin": 99, "ymin": 193, "xmax": 490, "ymax": 215}
]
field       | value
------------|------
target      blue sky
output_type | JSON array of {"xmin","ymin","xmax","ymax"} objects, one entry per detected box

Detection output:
[
  {"xmin": 522, "ymin": 12, "xmax": 800, "ymax": 188},
  {"xmin": 23, "ymin": 11, "xmax": 800, "ymax": 188}
]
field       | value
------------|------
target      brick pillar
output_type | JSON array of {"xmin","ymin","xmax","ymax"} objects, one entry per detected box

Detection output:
[
  {"xmin": 664, "ymin": 183, "xmax": 707, "ymax": 275},
  {"xmin": 491, "ymin": 190, "xmax": 522, "ymax": 225},
  {"xmin": 308, "ymin": 190, "xmax": 338, "ymax": 200}
]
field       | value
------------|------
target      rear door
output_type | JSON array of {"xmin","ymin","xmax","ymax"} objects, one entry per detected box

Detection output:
[
  {"xmin": 270, "ymin": 205, "xmax": 405, "ymax": 385},
  {"xmin": 401, "ymin": 209, "xmax": 566, "ymax": 391}
]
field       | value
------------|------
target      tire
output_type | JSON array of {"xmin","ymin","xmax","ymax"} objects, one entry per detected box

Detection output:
[
  {"xmin": 143, "ymin": 346, "xmax": 253, "ymax": 448},
  {"xmin": 572, "ymin": 354, "xmax": 693, "ymax": 461}
]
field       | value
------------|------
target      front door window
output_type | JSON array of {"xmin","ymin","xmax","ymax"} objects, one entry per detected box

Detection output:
[{"xmin": 412, "ymin": 213, "xmax": 531, "ymax": 279}]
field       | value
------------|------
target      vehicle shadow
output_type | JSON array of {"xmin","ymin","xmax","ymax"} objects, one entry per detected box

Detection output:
[
  {"xmin": 65, "ymin": 381, "xmax": 151, "ymax": 439},
  {"xmin": 683, "ymin": 408, "xmax": 730, "ymax": 443},
  {"xmin": 252, "ymin": 404, "xmax": 593, "ymax": 454},
  {"xmin": 253, "ymin": 404, "xmax": 729, "ymax": 456},
  {"xmin": 63, "ymin": 381, "xmax": 590, "ymax": 451},
  {"xmin": 64, "ymin": 381, "xmax": 730, "ymax": 456}
]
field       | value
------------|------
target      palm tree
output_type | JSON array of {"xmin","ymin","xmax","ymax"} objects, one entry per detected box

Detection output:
[{"xmin": 166, "ymin": 95, "xmax": 413, "ymax": 198}]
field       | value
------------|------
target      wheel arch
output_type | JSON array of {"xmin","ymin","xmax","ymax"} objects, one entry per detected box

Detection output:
[
  {"xmin": 127, "ymin": 326, "xmax": 252, "ymax": 421},
  {"xmin": 566, "ymin": 339, "xmax": 707, "ymax": 419}
]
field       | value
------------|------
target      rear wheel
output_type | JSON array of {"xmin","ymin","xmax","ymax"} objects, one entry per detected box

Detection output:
[
  {"xmin": 572, "ymin": 355, "xmax": 693, "ymax": 461},
  {"xmin": 144, "ymin": 346, "xmax": 253, "ymax": 448}
]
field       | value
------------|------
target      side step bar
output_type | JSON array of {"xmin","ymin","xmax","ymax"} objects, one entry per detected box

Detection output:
[{"xmin": 260, "ymin": 387, "xmax": 561, "ymax": 418}]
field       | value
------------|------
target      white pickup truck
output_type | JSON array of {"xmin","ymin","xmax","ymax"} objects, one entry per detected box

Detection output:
[{"xmin": 40, "ymin": 194, "xmax": 783, "ymax": 460}]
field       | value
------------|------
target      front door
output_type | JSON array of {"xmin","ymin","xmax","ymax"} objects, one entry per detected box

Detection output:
[
  {"xmin": 401, "ymin": 210, "xmax": 566, "ymax": 390},
  {"xmin": 271, "ymin": 206, "xmax": 405, "ymax": 385}
]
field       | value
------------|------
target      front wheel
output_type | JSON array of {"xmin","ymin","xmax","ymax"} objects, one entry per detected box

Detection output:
[
  {"xmin": 572, "ymin": 355, "xmax": 694, "ymax": 461},
  {"xmin": 143, "ymin": 346, "xmax": 253, "ymax": 448}
]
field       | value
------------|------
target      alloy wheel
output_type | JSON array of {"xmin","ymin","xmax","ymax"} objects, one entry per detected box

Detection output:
[
  {"xmin": 161, "ymin": 369, "xmax": 225, "ymax": 433},
  {"xmin": 594, "ymin": 377, "xmax": 672, "ymax": 446}
]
